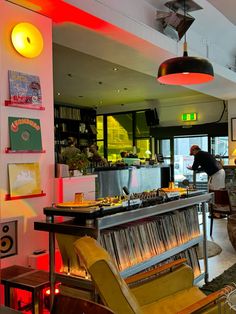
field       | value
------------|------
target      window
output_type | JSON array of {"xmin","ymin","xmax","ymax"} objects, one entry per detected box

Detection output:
[
  {"xmin": 160, "ymin": 139, "xmax": 171, "ymax": 164},
  {"xmin": 174, "ymin": 136, "xmax": 208, "ymax": 186},
  {"xmin": 136, "ymin": 138, "xmax": 150, "ymax": 159},
  {"xmin": 107, "ymin": 113, "xmax": 133, "ymax": 162},
  {"xmin": 96, "ymin": 115, "xmax": 104, "ymax": 140},
  {"xmin": 211, "ymin": 136, "xmax": 229, "ymax": 165},
  {"xmin": 96, "ymin": 115, "xmax": 104, "ymax": 157},
  {"xmin": 135, "ymin": 111, "xmax": 150, "ymax": 159},
  {"xmin": 135, "ymin": 111, "xmax": 149, "ymax": 137}
]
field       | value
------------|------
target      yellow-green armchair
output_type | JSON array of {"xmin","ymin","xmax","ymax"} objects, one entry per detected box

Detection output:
[{"xmin": 74, "ymin": 236, "xmax": 234, "ymax": 314}]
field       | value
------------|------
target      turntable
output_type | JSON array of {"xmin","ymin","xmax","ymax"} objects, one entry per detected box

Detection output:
[{"xmin": 159, "ymin": 187, "xmax": 187, "ymax": 201}]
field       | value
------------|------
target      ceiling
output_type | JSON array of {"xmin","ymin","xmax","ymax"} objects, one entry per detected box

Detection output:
[
  {"xmin": 206, "ymin": 0, "xmax": 236, "ymax": 25},
  {"xmin": 7, "ymin": 0, "xmax": 236, "ymax": 111},
  {"xmin": 53, "ymin": 43, "xmax": 200, "ymax": 108}
]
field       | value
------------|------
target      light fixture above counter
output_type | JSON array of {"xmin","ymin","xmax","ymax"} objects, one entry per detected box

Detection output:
[{"xmin": 157, "ymin": 0, "xmax": 214, "ymax": 85}]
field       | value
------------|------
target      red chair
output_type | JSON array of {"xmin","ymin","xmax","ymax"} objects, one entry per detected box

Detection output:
[
  {"xmin": 51, "ymin": 294, "xmax": 114, "ymax": 314},
  {"xmin": 209, "ymin": 189, "xmax": 232, "ymax": 236}
]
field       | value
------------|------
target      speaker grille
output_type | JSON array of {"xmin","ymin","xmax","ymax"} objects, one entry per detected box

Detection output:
[{"xmin": 0, "ymin": 220, "xmax": 17, "ymax": 258}]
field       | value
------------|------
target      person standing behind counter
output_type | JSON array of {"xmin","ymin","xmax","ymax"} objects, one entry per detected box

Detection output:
[
  {"xmin": 61, "ymin": 137, "xmax": 81, "ymax": 166},
  {"xmin": 89, "ymin": 144, "xmax": 108, "ymax": 166},
  {"xmin": 187, "ymin": 145, "xmax": 225, "ymax": 190}
]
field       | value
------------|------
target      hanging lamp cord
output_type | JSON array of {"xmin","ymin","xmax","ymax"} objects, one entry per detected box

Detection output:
[{"xmin": 183, "ymin": 0, "xmax": 188, "ymax": 56}]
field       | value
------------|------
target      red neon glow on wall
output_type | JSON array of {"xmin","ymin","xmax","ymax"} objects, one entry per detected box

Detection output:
[
  {"xmin": 56, "ymin": 177, "xmax": 63, "ymax": 203},
  {"xmin": 28, "ymin": 250, "xmax": 62, "ymax": 272},
  {"xmin": 12, "ymin": 0, "xmax": 155, "ymax": 57},
  {"xmin": 22, "ymin": 0, "xmax": 108, "ymax": 29}
]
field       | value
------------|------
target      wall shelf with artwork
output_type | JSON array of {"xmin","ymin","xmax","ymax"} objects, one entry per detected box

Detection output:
[
  {"xmin": 5, "ymin": 70, "xmax": 44, "ymax": 110},
  {"xmin": 7, "ymin": 162, "xmax": 44, "ymax": 201},
  {"xmin": 8, "ymin": 117, "xmax": 43, "ymax": 152},
  {"xmin": 5, "ymin": 100, "xmax": 45, "ymax": 110},
  {"xmin": 5, "ymin": 191, "xmax": 46, "ymax": 201},
  {"xmin": 5, "ymin": 148, "xmax": 46, "ymax": 154}
]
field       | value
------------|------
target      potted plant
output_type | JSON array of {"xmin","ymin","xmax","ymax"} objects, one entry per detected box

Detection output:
[{"xmin": 66, "ymin": 151, "xmax": 89, "ymax": 175}]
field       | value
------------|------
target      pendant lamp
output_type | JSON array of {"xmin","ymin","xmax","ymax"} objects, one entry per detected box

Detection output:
[{"xmin": 157, "ymin": 1, "xmax": 214, "ymax": 85}]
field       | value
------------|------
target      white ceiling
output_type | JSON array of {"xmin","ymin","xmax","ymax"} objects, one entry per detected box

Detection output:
[
  {"xmin": 7, "ymin": 0, "xmax": 236, "ymax": 111},
  {"xmin": 206, "ymin": 0, "xmax": 236, "ymax": 25},
  {"xmin": 53, "ymin": 43, "xmax": 200, "ymax": 108}
]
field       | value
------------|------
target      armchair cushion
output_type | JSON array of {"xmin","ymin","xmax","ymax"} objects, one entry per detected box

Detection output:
[
  {"xmin": 142, "ymin": 286, "xmax": 205, "ymax": 314},
  {"xmin": 131, "ymin": 265, "xmax": 194, "ymax": 306}
]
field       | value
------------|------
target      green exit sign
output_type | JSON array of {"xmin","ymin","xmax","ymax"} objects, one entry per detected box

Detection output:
[{"xmin": 182, "ymin": 112, "xmax": 197, "ymax": 121}]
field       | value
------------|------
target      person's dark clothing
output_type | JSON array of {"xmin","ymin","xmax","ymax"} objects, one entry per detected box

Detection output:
[{"xmin": 191, "ymin": 150, "xmax": 222, "ymax": 176}]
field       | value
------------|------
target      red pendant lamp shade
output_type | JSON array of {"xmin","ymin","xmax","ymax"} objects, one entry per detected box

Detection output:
[{"xmin": 157, "ymin": 54, "xmax": 214, "ymax": 85}]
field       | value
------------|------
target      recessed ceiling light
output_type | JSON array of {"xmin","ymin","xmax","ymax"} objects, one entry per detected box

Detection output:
[
  {"xmin": 67, "ymin": 73, "xmax": 72, "ymax": 78},
  {"xmin": 124, "ymin": 87, "xmax": 128, "ymax": 90},
  {"xmin": 78, "ymin": 95, "xmax": 83, "ymax": 98},
  {"xmin": 98, "ymin": 81, "xmax": 103, "ymax": 85},
  {"xmin": 57, "ymin": 92, "xmax": 61, "ymax": 96},
  {"xmin": 113, "ymin": 67, "xmax": 119, "ymax": 71}
]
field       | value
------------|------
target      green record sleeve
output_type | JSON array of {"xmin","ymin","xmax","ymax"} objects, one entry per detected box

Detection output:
[{"xmin": 8, "ymin": 117, "xmax": 42, "ymax": 151}]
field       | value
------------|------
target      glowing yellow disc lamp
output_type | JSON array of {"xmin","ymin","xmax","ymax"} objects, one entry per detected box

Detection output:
[{"xmin": 11, "ymin": 22, "xmax": 43, "ymax": 58}]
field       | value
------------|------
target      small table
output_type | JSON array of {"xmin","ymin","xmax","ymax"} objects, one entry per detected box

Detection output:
[{"xmin": 1, "ymin": 265, "xmax": 49, "ymax": 314}]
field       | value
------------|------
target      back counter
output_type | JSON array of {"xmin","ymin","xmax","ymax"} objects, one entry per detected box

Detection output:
[{"xmin": 94, "ymin": 165, "xmax": 171, "ymax": 198}]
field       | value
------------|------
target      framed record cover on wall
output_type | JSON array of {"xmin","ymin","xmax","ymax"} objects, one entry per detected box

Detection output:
[
  {"xmin": 8, "ymin": 70, "xmax": 42, "ymax": 106},
  {"xmin": 8, "ymin": 162, "xmax": 42, "ymax": 197},
  {"xmin": 8, "ymin": 116, "xmax": 42, "ymax": 151}
]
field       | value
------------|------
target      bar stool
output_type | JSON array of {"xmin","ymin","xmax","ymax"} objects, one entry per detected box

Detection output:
[{"xmin": 1, "ymin": 265, "xmax": 49, "ymax": 314}]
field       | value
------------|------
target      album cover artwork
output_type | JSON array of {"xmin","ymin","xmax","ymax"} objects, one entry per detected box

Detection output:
[
  {"xmin": 8, "ymin": 70, "xmax": 42, "ymax": 105},
  {"xmin": 8, "ymin": 163, "xmax": 42, "ymax": 197},
  {"xmin": 8, "ymin": 116, "xmax": 42, "ymax": 151}
]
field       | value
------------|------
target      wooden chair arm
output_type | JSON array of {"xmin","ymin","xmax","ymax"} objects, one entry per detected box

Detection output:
[
  {"xmin": 125, "ymin": 258, "xmax": 187, "ymax": 285},
  {"xmin": 177, "ymin": 285, "xmax": 235, "ymax": 314}
]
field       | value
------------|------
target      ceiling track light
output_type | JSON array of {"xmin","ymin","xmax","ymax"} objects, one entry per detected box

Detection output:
[{"xmin": 157, "ymin": 0, "xmax": 214, "ymax": 85}]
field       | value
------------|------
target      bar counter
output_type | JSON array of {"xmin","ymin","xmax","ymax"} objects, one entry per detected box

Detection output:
[{"xmin": 94, "ymin": 165, "xmax": 170, "ymax": 198}]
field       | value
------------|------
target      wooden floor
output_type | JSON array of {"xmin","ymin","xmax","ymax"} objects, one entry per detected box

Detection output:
[{"xmin": 199, "ymin": 216, "xmax": 236, "ymax": 285}]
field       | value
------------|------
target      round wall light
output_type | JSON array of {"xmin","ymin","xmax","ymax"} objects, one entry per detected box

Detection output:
[{"xmin": 11, "ymin": 22, "xmax": 43, "ymax": 58}]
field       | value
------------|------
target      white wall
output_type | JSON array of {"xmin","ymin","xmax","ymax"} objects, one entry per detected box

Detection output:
[
  {"xmin": 0, "ymin": 2, "xmax": 54, "ymax": 268},
  {"xmin": 158, "ymin": 95, "xmax": 226, "ymax": 127},
  {"xmin": 97, "ymin": 94, "xmax": 226, "ymax": 127}
]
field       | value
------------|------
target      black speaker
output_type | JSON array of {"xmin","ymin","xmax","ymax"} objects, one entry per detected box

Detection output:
[
  {"xmin": 145, "ymin": 109, "xmax": 159, "ymax": 126},
  {"xmin": 0, "ymin": 220, "xmax": 17, "ymax": 258},
  {"xmin": 161, "ymin": 166, "xmax": 171, "ymax": 188}
]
